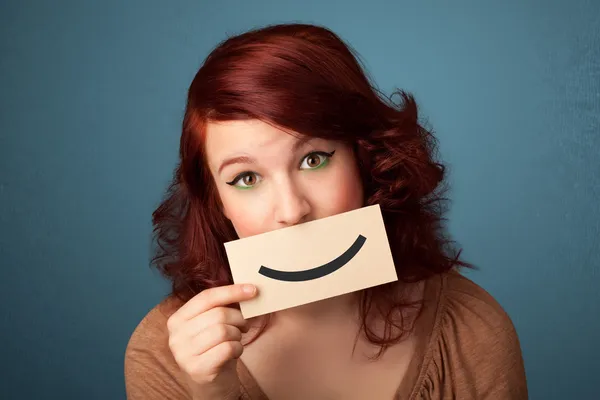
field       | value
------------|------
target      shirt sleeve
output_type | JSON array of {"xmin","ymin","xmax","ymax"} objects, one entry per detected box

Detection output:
[
  {"xmin": 418, "ymin": 272, "xmax": 528, "ymax": 399},
  {"xmin": 124, "ymin": 301, "xmax": 192, "ymax": 400}
]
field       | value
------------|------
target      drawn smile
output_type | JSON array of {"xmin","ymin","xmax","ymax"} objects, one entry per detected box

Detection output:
[{"xmin": 257, "ymin": 234, "xmax": 367, "ymax": 282}]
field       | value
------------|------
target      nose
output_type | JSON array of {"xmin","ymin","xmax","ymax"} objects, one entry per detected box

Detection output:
[{"xmin": 273, "ymin": 179, "xmax": 311, "ymax": 227}]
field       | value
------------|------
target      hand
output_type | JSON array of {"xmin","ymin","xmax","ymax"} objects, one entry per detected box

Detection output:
[{"xmin": 167, "ymin": 284, "xmax": 258, "ymax": 400}]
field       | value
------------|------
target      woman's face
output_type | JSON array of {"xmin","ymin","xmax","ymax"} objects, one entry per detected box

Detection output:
[{"xmin": 204, "ymin": 119, "xmax": 364, "ymax": 238}]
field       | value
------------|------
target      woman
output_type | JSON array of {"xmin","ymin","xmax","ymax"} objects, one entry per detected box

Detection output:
[{"xmin": 125, "ymin": 23, "xmax": 528, "ymax": 399}]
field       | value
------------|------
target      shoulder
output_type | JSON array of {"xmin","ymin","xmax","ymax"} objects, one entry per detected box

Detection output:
[
  {"xmin": 124, "ymin": 295, "xmax": 190, "ymax": 400},
  {"xmin": 126, "ymin": 295, "xmax": 182, "ymax": 349},
  {"xmin": 414, "ymin": 270, "xmax": 528, "ymax": 399},
  {"xmin": 442, "ymin": 269, "xmax": 516, "ymax": 334}
]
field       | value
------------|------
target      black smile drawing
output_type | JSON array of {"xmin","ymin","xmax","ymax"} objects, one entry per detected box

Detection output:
[{"xmin": 258, "ymin": 234, "xmax": 367, "ymax": 282}]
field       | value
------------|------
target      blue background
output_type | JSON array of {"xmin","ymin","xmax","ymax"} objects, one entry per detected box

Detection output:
[{"xmin": 1, "ymin": 0, "xmax": 599, "ymax": 398}]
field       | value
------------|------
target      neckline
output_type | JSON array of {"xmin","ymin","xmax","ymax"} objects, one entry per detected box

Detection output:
[{"xmin": 236, "ymin": 273, "xmax": 445, "ymax": 400}]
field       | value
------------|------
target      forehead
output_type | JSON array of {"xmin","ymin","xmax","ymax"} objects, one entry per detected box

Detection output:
[{"xmin": 204, "ymin": 120, "xmax": 301, "ymax": 161}]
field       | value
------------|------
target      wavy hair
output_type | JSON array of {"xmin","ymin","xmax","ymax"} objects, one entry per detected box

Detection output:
[{"xmin": 152, "ymin": 23, "xmax": 474, "ymax": 358}]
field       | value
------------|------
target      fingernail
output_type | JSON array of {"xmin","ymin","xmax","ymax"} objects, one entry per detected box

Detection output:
[{"xmin": 243, "ymin": 284, "xmax": 255, "ymax": 294}]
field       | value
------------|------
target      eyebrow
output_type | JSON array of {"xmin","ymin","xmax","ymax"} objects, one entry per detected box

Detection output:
[
  {"xmin": 217, "ymin": 136, "xmax": 314, "ymax": 175},
  {"xmin": 218, "ymin": 155, "xmax": 256, "ymax": 174}
]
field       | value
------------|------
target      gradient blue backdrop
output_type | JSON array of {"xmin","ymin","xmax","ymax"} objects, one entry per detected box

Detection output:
[{"xmin": 1, "ymin": 0, "xmax": 599, "ymax": 399}]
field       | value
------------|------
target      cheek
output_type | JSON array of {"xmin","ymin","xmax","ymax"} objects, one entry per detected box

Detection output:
[
  {"xmin": 220, "ymin": 192, "xmax": 269, "ymax": 238},
  {"xmin": 314, "ymin": 164, "xmax": 364, "ymax": 215}
]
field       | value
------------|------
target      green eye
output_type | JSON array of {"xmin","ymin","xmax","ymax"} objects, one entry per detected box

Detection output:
[
  {"xmin": 226, "ymin": 172, "xmax": 261, "ymax": 189},
  {"xmin": 225, "ymin": 150, "xmax": 335, "ymax": 189},
  {"xmin": 300, "ymin": 151, "xmax": 335, "ymax": 170}
]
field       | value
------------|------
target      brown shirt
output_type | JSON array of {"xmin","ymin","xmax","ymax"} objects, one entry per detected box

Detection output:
[{"xmin": 124, "ymin": 271, "xmax": 528, "ymax": 399}]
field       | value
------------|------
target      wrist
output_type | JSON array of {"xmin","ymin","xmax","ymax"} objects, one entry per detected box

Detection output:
[{"xmin": 191, "ymin": 386, "xmax": 241, "ymax": 400}]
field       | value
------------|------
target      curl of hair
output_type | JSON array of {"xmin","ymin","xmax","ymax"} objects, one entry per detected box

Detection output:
[{"xmin": 151, "ymin": 23, "xmax": 474, "ymax": 359}]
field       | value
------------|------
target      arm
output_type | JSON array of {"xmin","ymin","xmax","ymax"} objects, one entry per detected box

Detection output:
[
  {"xmin": 430, "ymin": 272, "xmax": 529, "ymax": 399},
  {"xmin": 124, "ymin": 305, "xmax": 191, "ymax": 400},
  {"xmin": 125, "ymin": 342, "xmax": 192, "ymax": 400},
  {"xmin": 473, "ymin": 320, "xmax": 529, "ymax": 399}
]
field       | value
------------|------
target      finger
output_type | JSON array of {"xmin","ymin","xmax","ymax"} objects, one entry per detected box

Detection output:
[
  {"xmin": 192, "ymin": 324, "xmax": 242, "ymax": 356},
  {"xmin": 179, "ymin": 307, "xmax": 248, "ymax": 338},
  {"xmin": 193, "ymin": 341, "xmax": 244, "ymax": 376},
  {"xmin": 175, "ymin": 284, "xmax": 257, "ymax": 322}
]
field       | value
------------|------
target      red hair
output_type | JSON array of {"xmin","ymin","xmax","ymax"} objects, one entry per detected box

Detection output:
[{"xmin": 152, "ymin": 23, "xmax": 474, "ymax": 357}]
